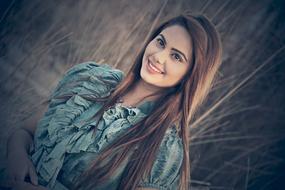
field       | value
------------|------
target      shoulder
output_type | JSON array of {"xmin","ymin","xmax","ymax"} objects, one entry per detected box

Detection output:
[
  {"xmin": 69, "ymin": 61, "xmax": 124, "ymax": 76},
  {"xmin": 63, "ymin": 61, "xmax": 124, "ymax": 85},
  {"xmin": 138, "ymin": 126, "xmax": 183, "ymax": 189},
  {"xmin": 50, "ymin": 61, "xmax": 125, "ymax": 100},
  {"xmin": 31, "ymin": 62, "xmax": 126, "ymax": 188}
]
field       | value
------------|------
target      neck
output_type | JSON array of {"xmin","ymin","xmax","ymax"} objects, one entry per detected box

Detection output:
[
  {"xmin": 121, "ymin": 79, "xmax": 164, "ymax": 106},
  {"xmin": 134, "ymin": 79, "xmax": 163, "ymax": 98}
]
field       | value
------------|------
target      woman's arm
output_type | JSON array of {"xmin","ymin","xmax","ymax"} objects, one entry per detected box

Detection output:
[
  {"xmin": 4, "ymin": 181, "xmax": 48, "ymax": 190},
  {"xmin": 5, "ymin": 100, "xmax": 49, "ymax": 185},
  {"xmin": 6, "ymin": 100, "xmax": 49, "ymax": 157}
]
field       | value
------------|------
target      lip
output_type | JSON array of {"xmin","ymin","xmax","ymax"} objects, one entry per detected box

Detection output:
[{"xmin": 147, "ymin": 59, "xmax": 164, "ymax": 74}]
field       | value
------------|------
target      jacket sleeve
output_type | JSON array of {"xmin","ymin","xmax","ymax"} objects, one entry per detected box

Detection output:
[
  {"xmin": 49, "ymin": 61, "xmax": 124, "ymax": 104},
  {"xmin": 137, "ymin": 126, "xmax": 184, "ymax": 190},
  {"xmin": 30, "ymin": 61, "xmax": 124, "ymax": 189}
]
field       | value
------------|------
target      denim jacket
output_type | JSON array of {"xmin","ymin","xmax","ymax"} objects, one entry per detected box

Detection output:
[{"xmin": 29, "ymin": 61, "xmax": 202, "ymax": 190}]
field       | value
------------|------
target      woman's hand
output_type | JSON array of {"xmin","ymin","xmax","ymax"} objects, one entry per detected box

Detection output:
[
  {"xmin": 5, "ymin": 101, "xmax": 49, "ymax": 189},
  {"xmin": 6, "ymin": 149, "xmax": 38, "ymax": 186},
  {"xmin": 11, "ymin": 181, "xmax": 48, "ymax": 190}
]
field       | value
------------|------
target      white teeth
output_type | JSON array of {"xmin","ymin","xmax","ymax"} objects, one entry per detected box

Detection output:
[{"xmin": 149, "ymin": 61, "xmax": 162, "ymax": 73}]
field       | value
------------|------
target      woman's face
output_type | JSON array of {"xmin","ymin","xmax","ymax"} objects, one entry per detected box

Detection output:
[{"xmin": 140, "ymin": 24, "xmax": 192, "ymax": 88}]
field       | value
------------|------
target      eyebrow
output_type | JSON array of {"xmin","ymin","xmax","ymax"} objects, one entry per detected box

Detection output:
[{"xmin": 159, "ymin": 34, "xmax": 188, "ymax": 62}]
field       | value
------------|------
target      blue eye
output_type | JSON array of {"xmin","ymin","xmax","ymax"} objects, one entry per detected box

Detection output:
[
  {"xmin": 156, "ymin": 38, "xmax": 165, "ymax": 47},
  {"xmin": 172, "ymin": 53, "xmax": 183, "ymax": 62}
]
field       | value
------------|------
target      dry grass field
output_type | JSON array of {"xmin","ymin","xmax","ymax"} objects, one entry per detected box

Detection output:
[{"xmin": 0, "ymin": 0, "xmax": 284, "ymax": 189}]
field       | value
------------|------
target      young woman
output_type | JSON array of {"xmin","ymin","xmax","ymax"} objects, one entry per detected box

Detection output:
[{"xmin": 4, "ymin": 12, "xmax": 222, "ymax": 190}]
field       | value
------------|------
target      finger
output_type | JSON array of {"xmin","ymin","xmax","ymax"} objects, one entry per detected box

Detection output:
[
  {"xmin": 12, "ymin": 181, "xmax": 32, "ymax": 190},
  {"xmin": 28, "ymin": 166, "xmax": 38, "ymax": 185},
  {"xmin": 11, "ymin": 180, "xmax": 22, "ymax": 190},
  {"xmin": 14, "ymin": 174, "xmax": 25, "ymax": 182},
  {"xmin": 6, "ymin": 172, "xmax": 15, "ymax": 182},
  {"xmin": 0, "ymin": 179, "xmax": 14, "ymax": 188},
  {"xmin": 14, "ymin": 171, "xmax": 26, "ymax": 183}
]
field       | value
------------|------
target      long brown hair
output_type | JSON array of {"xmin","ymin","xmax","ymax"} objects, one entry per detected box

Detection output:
[{"xmin": 69, "ymin": 11, "xmax": 222, "ymax": 190}]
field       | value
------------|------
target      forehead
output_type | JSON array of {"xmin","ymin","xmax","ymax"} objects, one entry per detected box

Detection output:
[{"xmin": 160, "ymin": 25, "xmax": 192, "ymax": 59}]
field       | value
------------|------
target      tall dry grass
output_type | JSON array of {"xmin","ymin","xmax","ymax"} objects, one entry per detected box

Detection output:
[{"xmin": 0, "ymin": 0, "xmax": 284, "ymax": 189}]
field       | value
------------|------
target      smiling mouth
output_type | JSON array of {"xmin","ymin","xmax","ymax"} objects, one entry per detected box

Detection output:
[{"xmin": 147, "ymin": 59, "xmax": 164, "ymax": 74}]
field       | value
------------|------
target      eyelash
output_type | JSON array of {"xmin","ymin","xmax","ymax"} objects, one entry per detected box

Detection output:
[
  {"xmin": 157, "ymin": 38, "xmax": 165, "ymax": 48},
  {"xmin": 156, "ymin": 38, "xmax": 183, "ymax": 62},
  {"xmin": 172, "ymin": 53, "xmax": 183, "ymax": 62}
]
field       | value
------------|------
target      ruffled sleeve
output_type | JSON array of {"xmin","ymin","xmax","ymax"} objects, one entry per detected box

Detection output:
[
  {"xmin": 31, "ymin": 61, "xmax": 124, "ymax": 189},
  {"xmin": 49, "ymin": 61, "xmax": 124, "ymax": 104},
  {"xmin": 137, "ymin": 126, "xmax": 184, "ymax": 190}
]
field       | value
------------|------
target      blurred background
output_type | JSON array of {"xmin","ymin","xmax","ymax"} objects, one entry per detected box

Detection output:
[{"xmin": 0, "ymin": 0, "xmax": 284, "ymax": 189}]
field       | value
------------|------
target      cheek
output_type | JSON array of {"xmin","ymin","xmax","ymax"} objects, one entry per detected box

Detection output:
[
  {"xmin": 166, "ymin": 64, "xmax": 188, "ymax": 81},
  {"xmin": 143, "ymin": 46, "xmax": 150, "ymax": 59},
  {"xmin": 143, "ymin": 46, "xmax": 155, "ymax": 64},
  {"xmin": 168, "ymin": 63, "xmax": 188, "ymax": 74},
  {"xmin": 145, "ymin": 42, "xmax": 157, "ymax": 54}
]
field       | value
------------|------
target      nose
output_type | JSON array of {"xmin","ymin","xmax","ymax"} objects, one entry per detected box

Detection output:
[{"xmin": 153, "ymin": 50, "xmax": 167, "ymax": 65}]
